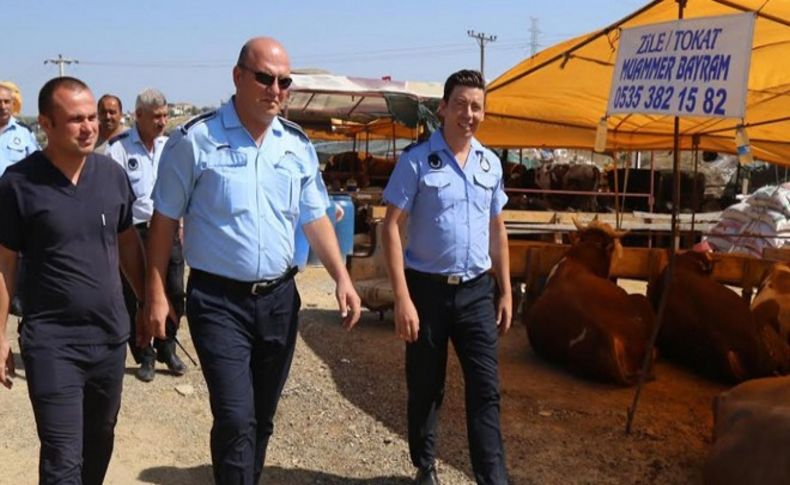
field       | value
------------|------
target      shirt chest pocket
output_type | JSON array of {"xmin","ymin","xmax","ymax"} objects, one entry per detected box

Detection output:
[
  {"xmin": 124, "ymin": 157, "xmax": 147, "ymax": 197},
  {"xmin": 268, "ymin": 166, "xmax": 300, "ymax": 217},
  {"xmin": 203, "ymin": 150, "xmax": 253, "ymax": 215},
  {"xmin": 4, "ymin": 141, "xmax": 26, "ymax": 163},
  {"xmin": 473, "ymin": 173, "xmax": 497, "ymax": 212},
  {"xmin": 422, "ymin": 172, "xmax": 458, "ymax": 208}
]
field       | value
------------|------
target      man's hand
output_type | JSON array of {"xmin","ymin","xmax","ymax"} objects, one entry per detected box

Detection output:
[
  {"xmin": 496, "ymin": 293, "xmax": 513, "ymax": 336},
  {"xmin": 0, "ymin": 338, "xmax": 15, "ymax": 390},
  {"xmin": 336, "ymin": 278, "xmax": 361, "ymax": 330},
  {"xmin": 394, "ymin": 297, "xmax": 420, "ymax": 343},
  {"xmin": 144, "ymin": 297, "xmax": 170, "ymax": 345}
]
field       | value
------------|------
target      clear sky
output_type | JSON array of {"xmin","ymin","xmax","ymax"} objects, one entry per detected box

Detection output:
[{"xmin": 5, "ymin": 0, "xmax": 646, "ymax": 116}]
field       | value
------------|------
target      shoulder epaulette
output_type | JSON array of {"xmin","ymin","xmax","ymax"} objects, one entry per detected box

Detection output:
[
  {"xmin": 107, "ymin": 131, "xmax": 130, "ymax": 145},
  {"xmin": 402, "ymin": 140, "xmax": 427, "ymax": 154},
  {"xmin": 278, "ymin": 116, "xmax": 309, "ymax": 142},
  {"xmin": 15, "ymin": 120, "xmax": 33, "ymax": 132},
  {"xmin": 180, "ymin": 110, "xmax": 217, "ymax": 134}
]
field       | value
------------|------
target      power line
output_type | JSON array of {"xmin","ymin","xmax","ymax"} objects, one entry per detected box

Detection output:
[
  {"xmin": 44, "ymin": 54, "xmax": 78, "ymax": 76},
  {"xmin": 467, "ymin": 30, "xmax": 497, "ymax": 78}
]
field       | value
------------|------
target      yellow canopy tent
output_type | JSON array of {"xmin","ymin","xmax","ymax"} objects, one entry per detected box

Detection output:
[{"xmin": 478, "ymin": 0, "xmax": 790, "ymax": 165}]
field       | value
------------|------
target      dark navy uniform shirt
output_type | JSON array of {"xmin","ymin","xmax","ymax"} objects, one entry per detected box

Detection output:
[{"xmin": 0, "ymin": 152, "xmax": 135, "ymax": 349}]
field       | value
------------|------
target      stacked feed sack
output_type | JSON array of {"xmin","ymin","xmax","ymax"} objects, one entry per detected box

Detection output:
[{"xmin": 705, "ymin": 185, "xmax": 790, "ymax": 257}]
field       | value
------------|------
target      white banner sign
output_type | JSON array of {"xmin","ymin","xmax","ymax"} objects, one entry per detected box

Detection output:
[{"xmin": 607, "ymin": 13, "xmax": 754, "ymax": 118}]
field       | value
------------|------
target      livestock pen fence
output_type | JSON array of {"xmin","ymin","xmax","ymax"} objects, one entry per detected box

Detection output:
[{"xmin": 347, "ymin": 207, "xmax": 789, "ymax": 313}]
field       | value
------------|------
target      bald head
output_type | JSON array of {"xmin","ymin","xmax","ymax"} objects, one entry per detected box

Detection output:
[{"xmin": 237, "ymin": 37, "xmax": 290, "ymax": 69}]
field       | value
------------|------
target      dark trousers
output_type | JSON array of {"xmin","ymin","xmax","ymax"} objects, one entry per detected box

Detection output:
[
  {"xmin": 186, "ymin": 270, "xmax": 300, "ymax": 485},
  {"xmin": 122, "ymin": 223, "xmax": 185, "ymax": 364},
  {"xmin": 22, "ymin": 342, "xmax": 125, "ymax": 485},
  {"xmin": 405, "ymin": 271, "xmax": 508, "ymax": 485}
]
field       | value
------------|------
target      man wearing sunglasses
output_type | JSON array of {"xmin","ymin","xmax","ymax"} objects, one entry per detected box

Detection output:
[{"xmin": 144, "ymin": 36, "xmax": 361, "ymax": 484}]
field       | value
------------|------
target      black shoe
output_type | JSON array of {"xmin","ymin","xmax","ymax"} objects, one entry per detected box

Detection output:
[
  {"xmin": 414, "ymin": 464, "xmax": 440, "ymax": 485},
  {"xmin": 136, "ymin": 359, "xmax": 155, "ymax": 382},
  {"xmin": 164, "ymin": 353, "xmax": 187, "ymax": 376}
]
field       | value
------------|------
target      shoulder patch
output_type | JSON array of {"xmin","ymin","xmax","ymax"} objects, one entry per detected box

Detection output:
[
  {"xmin": 401, "ymin": 140, "xmax": 427, "ymax": 154},
  {"xmin": 180, "ymin": 110, "xmax": 217, "ymax": 134},
  {"xmin": 107, "ymin": 131, "xmax": 130, "ymax": 145},
  {"xmin": 278, "ymin": 116, "xmax": 309, "ymax": 142}
]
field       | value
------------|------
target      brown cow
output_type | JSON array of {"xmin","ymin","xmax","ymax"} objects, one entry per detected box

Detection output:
[
  {"xmin": 751, "ymin": 262, "xmax": 790, "ymax": 346},
  {"xmin": 525, "ymin": 220, "xmax": 655, "ymax": 385},
  {"xmin": 648, "ymin": 251, "xmax": 790, "ymax": 383},
  {"xmin": 704, "ymin": 376, "xmax": 790, "ymax": 485}
]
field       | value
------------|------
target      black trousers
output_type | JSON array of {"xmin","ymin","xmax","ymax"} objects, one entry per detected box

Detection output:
[
  {"xmin": 405, "ymin": 271, "xmax": 508, "ymax": 485},
  {"xmin": 122, "ymin": 223, "xmax": 185, "ymax": 364},
  {"xmin": 186, "ymin": 269, "xmax": 300, "ymax": 485},
  {"xmin": 22, "ymin": 342, "xmax": 125, "ymax": 485}
]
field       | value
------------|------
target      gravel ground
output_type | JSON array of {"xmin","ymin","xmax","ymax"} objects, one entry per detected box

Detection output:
[{"xmin": 1, "ymin": 269, "xmax": 726, "ymax": 484}]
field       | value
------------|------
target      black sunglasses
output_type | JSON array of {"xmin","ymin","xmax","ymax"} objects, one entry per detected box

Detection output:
[{"xmin": 238, "ymin": 64, "xmax": 293, "ymax": 90}]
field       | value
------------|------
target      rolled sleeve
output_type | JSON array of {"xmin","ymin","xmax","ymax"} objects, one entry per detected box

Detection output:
[
  {"xmin": 491, "ymin": 174, "xmax": 509, "ymax": 216},
  {"xmin": 152, "ymin": 133, "xmax": 195, "ymax": 220},
  {"xmin": 383, "ymin": 155, "xmax": 419, "ymax": 213},
  {"xmin": 298, "ymin": 144, "xmax": 330, "ymax": 225}
]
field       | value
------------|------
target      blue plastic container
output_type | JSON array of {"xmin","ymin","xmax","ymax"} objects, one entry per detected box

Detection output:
[
  {"xmin": 293, "ymin": 194, "xmax": 355, "ymax": 269},
  {"xmin": 331, "ymin": 194, "xmax": 355, "ymax": 257}
]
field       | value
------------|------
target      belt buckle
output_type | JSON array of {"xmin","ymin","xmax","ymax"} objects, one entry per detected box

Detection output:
[
  {"xmin": 447, "ymin": 275, "xmax": 462, "ymax": 285},
  {"xmin": 250, "ymin": 280, "xmax": 274, "ymax": 295}
]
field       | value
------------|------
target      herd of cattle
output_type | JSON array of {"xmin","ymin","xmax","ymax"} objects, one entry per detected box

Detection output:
[
  {"xmin": 523, "ymin": 220, "xmax": 790, "ymax": 485},
  {"xmin": 524, "ymin": 219, "xmax": 789, "ymax": 386},
  {"xmin": 323, "ymin": 151, "xmax": 710, "ymax": 215}
]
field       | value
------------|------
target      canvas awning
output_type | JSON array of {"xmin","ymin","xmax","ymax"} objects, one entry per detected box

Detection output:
[
  {"xmin": 286, "ymin": 73, "xmax": 442, "ymax": 132},
  {"xmin": 478, "ymin": 0, "xmax": 790, "ymax": 165}
]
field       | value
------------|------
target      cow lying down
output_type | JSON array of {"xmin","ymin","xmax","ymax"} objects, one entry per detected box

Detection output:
[
  {"xmin": 704, "ymin": 376, "xmax": 790, "ymax": 485},
  {"xmin": 525, "ymin": 220, "xmax": 655, "ymax": 385},
  {"xmin": 752, "ymin": 262, "xmax": 790, "ymax": 347},
  {"xmin": 648, "ymin": 251, "xmax": 790, "ymax": 383}
]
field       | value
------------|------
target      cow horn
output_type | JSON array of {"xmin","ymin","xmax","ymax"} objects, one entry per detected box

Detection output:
[{"xmin": 572, "ymin": 217, "xmax": 585, "ymax": 231}]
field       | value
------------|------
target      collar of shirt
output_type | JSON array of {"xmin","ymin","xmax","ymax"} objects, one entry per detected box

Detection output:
[
  {"xmin": 1, "ymin": 117, "xmax": 21, "ymax": 136},
  {"xmin": 427, "ymin": 129, "xmax": 488, "ymax": 175},
  {"xmin": 219, "ymin": 98, "xmax": 287, "ymax": 150},
  {"xmin": 130, "ymin": 126, "xmax": 167, "ymax": 159}
]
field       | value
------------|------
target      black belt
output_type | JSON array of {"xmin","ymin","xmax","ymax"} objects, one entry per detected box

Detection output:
[
  {"xmin": 191, "ymin": 267, "xmax": 298, "ymax": 295},
  {"xmin": 406, "ymin": 268, "xmax": 487, "ymax": 286}
]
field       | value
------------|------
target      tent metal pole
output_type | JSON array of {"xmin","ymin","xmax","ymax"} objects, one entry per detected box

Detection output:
[{"xmin": 627, "ymin": 0, "xmax": 686, "ymax": 435}]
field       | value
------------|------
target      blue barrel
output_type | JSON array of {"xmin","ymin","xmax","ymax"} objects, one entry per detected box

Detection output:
[
  {"xmin": 294, "ymin": 195, "xmax": 354, "ymax": 268},
  {"xmin": 331, "ymin": 194, "xmax": 355, "ymax": 257}
]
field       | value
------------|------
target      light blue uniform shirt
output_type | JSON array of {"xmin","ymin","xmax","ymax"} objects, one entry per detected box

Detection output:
[
  {"xmin": 383, "ymin": 129, "xmax": 508, "ymax": 281},
  {"xmin": 0, "ymin": 117, "xmax": 39, "ymax": 175},
  {"xmin": 106, "ymin": 127, "xmax": 167, "ymax": 224},
  {"xmin": 152, "ymin": 100, "xmax": 330, "ymax": 281}
]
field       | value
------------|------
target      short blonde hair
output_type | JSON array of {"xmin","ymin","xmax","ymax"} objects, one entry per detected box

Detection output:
[{"xmin": 0, "ymin": 81, "xmax": 22, "ymax": 115}]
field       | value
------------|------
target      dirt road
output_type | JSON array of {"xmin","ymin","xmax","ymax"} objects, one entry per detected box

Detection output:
[{"xmin": 1, "ymin": 269, "xmax": 725, "ymax": 484}]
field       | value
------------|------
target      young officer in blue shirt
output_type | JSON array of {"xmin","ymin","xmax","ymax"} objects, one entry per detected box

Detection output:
[
  {"xmin": 0, "ymin": 81, "xmax": 39, "ymax": 175},
  {"xmin": 382, "ymin": 70, "xmax": 512, "ymax": 485},
  {"xmin": 144, "ymin": 37, "xmax": 361, "ymax": 484},
  {"xmin": 0, "ymin": 77, "xmax": 146, "ymax": 485}
]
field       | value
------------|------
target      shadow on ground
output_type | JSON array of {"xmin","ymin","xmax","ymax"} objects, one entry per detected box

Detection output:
[
  {"xmin": 298, "ymin": 308, "xmax": 477, "ymax": 481},
  {"xmin": 138, "ymin": 464, "xmax": 411, "ymax": 484}
]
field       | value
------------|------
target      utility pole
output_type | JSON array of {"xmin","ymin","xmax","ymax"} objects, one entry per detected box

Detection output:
[
  {"xmin": 44, "ymin": 54, "xmax": 78, "ymax": 76},
  {"xmin": 467, "ymin": 30, "xmax": 497, "ymax": 78},
  {"xmin": 529, "ymin": 17, "xmax": 541, "ymax": 56}
]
